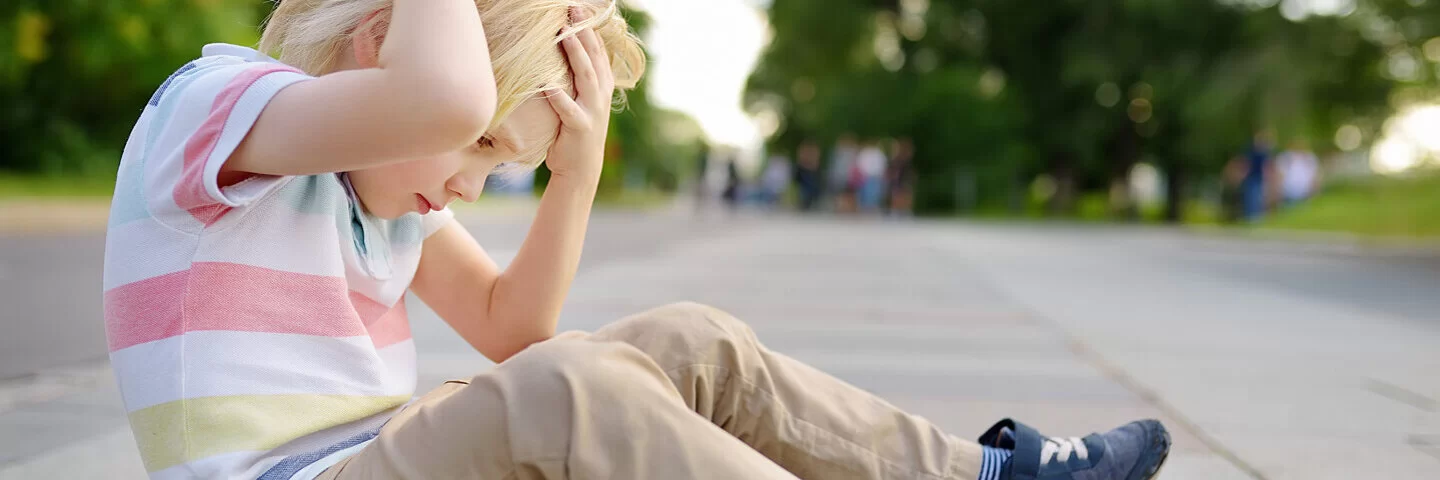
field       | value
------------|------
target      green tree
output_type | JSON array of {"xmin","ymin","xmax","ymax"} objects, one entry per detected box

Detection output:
[
  {"xmin": 746, "ymin": 0, "xmax": 1027, "ymax": 214},
  {"xmin": 1, "ymin": 0, "xmax": 267, "ymax": 176},
  {"xmin": 747, "ymin": 0, "xmax": 1404, "ymax": 220}
]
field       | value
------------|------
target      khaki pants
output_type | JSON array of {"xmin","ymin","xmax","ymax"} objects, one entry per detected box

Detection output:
[{"xmin": 319, "ymin": 302, "xmax": 983, "ymax": 479}]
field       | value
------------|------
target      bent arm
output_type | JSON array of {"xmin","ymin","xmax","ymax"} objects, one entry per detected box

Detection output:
[
  {"xmin": 226, "ymin": 0, "xmax": 497, "ymax": 177},
  {"xmin": 410, "ymin": 176, "xmax": 596, "ymax": 364}
]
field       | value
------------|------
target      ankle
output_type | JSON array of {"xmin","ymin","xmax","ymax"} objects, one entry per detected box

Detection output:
[{"xmin": 977, "ymin": 445, "xmax": 1012, "ymax": 480}]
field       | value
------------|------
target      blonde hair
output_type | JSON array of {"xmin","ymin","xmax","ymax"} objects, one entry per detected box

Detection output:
[{"xmin": 259, "ymin": 0, "xmax": 646, "ymax": 169}]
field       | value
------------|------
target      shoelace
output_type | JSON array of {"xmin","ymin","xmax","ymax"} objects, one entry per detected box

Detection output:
[{"xmin": 1041, "ymin": 437, "xmax": 1089, "ymax": 464}]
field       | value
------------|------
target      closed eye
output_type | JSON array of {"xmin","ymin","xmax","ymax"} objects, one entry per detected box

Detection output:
[{"xmin": 476, "ymin": 135, "xmax": 496, "ymax": 149}]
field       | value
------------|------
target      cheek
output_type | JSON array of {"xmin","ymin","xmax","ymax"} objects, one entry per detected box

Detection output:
[
  {"xmin": 382, "ymin": 157, "xmax": 460, "ymax": 189},
  {"xmin": 352, "ymin": 157, "xmax": 457, "ymax": 208}
]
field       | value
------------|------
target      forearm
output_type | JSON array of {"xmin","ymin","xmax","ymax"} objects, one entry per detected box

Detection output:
[
  {"xmin": 487, "ymin": 173, "xmax": 599, "ymax": 349},
  {"xmin": 477, "ymin": 22, "xmax": 614, "ymax": 359}
]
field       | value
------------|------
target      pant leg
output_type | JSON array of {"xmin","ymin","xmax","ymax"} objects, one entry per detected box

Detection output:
[
  {"xmin": 590, "ymin": 302, "xmax": 983, "ymax": 480},
  {"xmin": 1242, "ymin": 180, "xmax": 1265, "ymax": 221},
  {"xmin": 318, "ymin": 332, "xmax": 800, "ymax": 480},
  {"xmin": 858, "ymin": 178, "xmax": 879, "ymax": 210}
]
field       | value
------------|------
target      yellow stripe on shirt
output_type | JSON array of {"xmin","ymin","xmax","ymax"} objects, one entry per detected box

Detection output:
[{"xmin": 128, "ymin": 393, "xmax": 409, "ymax": 472}]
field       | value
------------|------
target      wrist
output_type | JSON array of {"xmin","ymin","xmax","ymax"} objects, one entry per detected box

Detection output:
[
  {"xmin": 548, "ymin": 167, "xmax": 602, "ymax": 186},
  {"xmin": 546, "ymin": 169, "xmax": 601, "ymax": 193}
]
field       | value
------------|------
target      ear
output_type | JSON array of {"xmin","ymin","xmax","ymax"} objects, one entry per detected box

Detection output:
[{"xmin": 351, "ymin": 9, "xmax": 389, "ymax": 68}]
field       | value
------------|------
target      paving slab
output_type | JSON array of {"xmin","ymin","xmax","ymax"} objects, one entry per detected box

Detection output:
[{"xmin": 9, "ymin": 214, "xmax": 1436, "ymax": 477}]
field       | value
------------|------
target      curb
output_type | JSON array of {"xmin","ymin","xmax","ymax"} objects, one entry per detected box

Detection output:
[
  {"xmin": 0, "ymin": 198, "xmax": 546, "ymax": 235},
  {"xmin": 0, "ymin": 199, "xmax": 112, "ymax": 235}
]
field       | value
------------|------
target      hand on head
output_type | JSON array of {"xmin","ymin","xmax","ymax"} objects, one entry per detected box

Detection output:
[{"xmin": 540, "ymin": 6, "xmax": 615, "ymax": 181}]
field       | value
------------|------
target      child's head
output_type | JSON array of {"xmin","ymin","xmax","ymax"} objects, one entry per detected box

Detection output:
[{"xmin": 259, "ymin": 0, "xmax": 645, "ymax": 218}]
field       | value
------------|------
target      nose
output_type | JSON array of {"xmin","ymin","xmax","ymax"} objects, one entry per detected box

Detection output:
[{"xmin": 447, "ymin": 174, "xmax": 485, "ymax": 203}]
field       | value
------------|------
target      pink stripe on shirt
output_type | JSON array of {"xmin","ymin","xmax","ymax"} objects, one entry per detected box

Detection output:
[
  {"xmin": 175, "ymin": 64, "xmax": 301, "ymax": 226},
  {"xmin": 106, "ymin": 262, "xmax": 366, "ymax": 352},
  {"xmin": 350, "ymin": 293, "xmax": 412, "ymax": 349},
  {"xmin": 104, "ymin": 270, "xmax": 188, "ymax": 352}
]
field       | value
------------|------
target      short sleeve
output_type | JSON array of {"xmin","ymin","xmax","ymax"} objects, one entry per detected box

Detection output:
[
  {"xmin": 142, "ymin": 57, "xmax": 312, "ymax": 228},
  {"xmin": 421, "ymin": 207, "xmax": 456, "ymax": 238}
]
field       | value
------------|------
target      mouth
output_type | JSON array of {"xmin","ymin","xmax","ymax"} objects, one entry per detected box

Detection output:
[{"xmin": 415, "ymin": 194, "xmax": 435, "ymax": 214}]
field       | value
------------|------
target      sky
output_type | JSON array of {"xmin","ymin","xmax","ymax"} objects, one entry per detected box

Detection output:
[{"xmin": 628, "ymin": 0, "xmax": 770, "ymax": 150}]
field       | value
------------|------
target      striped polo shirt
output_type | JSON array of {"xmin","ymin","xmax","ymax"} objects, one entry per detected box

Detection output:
[{"xmin": 102, "ymin": 43, "xmax": 454, "ymax": 479}]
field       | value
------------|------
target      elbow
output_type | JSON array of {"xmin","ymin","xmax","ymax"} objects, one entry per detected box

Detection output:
[
  {"xmin": 430, "ymin": 84, "xmax": 496, "ymax": 148},
  {"xmin": 402, "ymin": 72, "xmax": 497, "ymax": 152},
  {"xmin": 476, "ymin": 302, "xmax": 557, "ymax": 364},
  {"xmin": 474, "ymin": 277, "xmax": 559, "ymax": 363},
  {"xmin": 443, "ymin": 79, "xmax": 497, "ymax": 137},
  {"xmin": 480, "ymin": 328, "xmax": 556, "ymax": 364}
]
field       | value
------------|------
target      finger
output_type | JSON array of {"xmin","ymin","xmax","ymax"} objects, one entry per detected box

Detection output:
[
  {"xmin": 568, "ymin": 6, "xmax": 590, "ymax": 24},
  {"xmin": 544, "ymin": 88, "xmax": 586, "ymax": 126},
  {"xmin": 579, "ymin": 28, "xmax": 614, "ymax": 95},
  {"xmin": 560, "ymin": 33, "xmax": 597, "ymax": 102}
]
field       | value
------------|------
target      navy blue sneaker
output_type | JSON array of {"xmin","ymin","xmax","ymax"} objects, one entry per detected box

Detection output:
[{"xmin": 978, "ymin": 418, "xmax": 1170, "ymax": 480}]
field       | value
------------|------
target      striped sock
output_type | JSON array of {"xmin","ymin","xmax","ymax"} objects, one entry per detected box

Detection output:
[{"xmin": 978, "ymin": 445, "xmax": 1013, "ymax": 480}]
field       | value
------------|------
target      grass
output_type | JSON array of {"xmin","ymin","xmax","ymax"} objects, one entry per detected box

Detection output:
[
  {"xmin": 968, "ymin": 192, "xmax": 1221, "ymax": 226},
  {"xmin": 0, "ymin": 172, "xmax": 116, "ymax": 199},
  {"xmin": 4, "ymin": 168, "xmax": 1431, "ymax": 239},
  {"xmin": 593, "ymin": 189, "xmax": 674, "ymax": 210},
  {"xmin": 1265, "ymin": 170, "xmax": 1440, "ymax": 238},
  {"xmin": 430, "ymin": 188, "xmax": 676, "ymax": 215}
]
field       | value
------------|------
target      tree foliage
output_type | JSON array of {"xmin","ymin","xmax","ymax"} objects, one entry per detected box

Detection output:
[
  {"xmin": 747, "ymin": 0, "xmax": 1424, "ymax": 219},
  {"xmin": 2, "ymin": 0, "xmax": 269, "ymax": 175},
  {"xmin": 1, "ymin": 0, "xmax": 698, "ymax": 197}
]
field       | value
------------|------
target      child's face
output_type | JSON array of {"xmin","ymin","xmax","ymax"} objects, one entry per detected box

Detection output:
[{"xmin": 347, "ymin": 96, "xmax": 560, "ymax": 219}]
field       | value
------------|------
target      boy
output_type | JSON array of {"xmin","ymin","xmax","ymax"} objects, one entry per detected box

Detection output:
[{"xmin": 102, "ymin": 0, "xmax": 1170, "ymax": 478}]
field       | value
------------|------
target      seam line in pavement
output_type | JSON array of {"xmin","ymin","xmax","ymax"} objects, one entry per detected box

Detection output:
[
  {"xmin": 1365, "ymin": 378, "xmax": 1439, "ymax": 413},
  {"xmin": 0, "ymin": 359, "xmax": 113, "ymax": 415},
  {"xmin": 1060, "ymin": 335, "xmax": 1269, "ymax": 480},
  {"xmin": 1408, "ymin": 435, "xmax": 1440, "ymax": 462},
  {"xmin": 961, "ymin": 249, "xmax": 1270, "ymax": 479}
]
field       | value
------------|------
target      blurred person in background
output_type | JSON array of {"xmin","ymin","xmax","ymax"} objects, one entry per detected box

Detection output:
[
  {"xmin": 828, "ymin": 133, "xmax": 860, "ymax": 213},
  {"xmin": 1221, "ymin": 154, "xmax": 1249, "ymax": 223},
  {"xmin": 692, "ymin": 143, "xmax": 711, "ymax": 208},
  {"xmin": 886, "ymin": 137, "xmax": 916, "ymax": 217},
  {"xmin": 1241, "ymin": 130, "xmax": 1277, "ymax": 222},
  {"xmin": 1276, "ymin": 139, "xmax": 1321, "ymax": 207},
  {"xmin": 722, "ymin": 154, "xmax": 743, "ymax": 209},
  {"xmin": 795, "ymin": 139, "xmax": 824, "ymax": 212},
  {"xmin": 761, "ymin": 153, "xmax": 792, "ymax": 209},
  {"xmin": 856, "ymin": 140, "xmax": 889, "ymax": 213}
]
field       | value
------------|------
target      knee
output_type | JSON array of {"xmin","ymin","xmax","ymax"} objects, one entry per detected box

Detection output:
[
  {"xmin": 463, "ymin": 337, "xmax": 681, "ymax": 461},
  {"xmin": 604, "ymin": 302, "xmax": 758, "ymax": 356},
  {"xmin": 500, "ymin": 336, "xmax": 667, "ymax": 396}
]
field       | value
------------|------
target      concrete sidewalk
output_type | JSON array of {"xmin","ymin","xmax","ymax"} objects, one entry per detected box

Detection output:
[
  {"xmin": 0, "ymin": 197, "xmax": 548, "ymax": 235},
  {"xmin": 2, "ymin": 213, "xmax": 1437, "ymax": 479}
]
